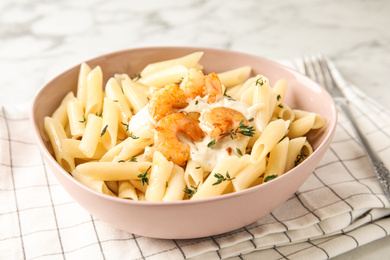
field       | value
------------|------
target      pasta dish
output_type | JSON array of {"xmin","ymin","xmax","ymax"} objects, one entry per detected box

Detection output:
[{"xmin": 44, "ymin": 52, "xmax": 326, "ymax": 201}]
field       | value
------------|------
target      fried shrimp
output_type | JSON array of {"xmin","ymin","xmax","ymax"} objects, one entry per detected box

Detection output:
[
  {"xmin": 148, "ymin": 84, "xmax": 187, "ymax": 122},
  {"xmin": 180, "ymin": 69, "xmax": 223, "ymax": 103},
  {"xmin": 180, "ymin": 68, "xmax": 205, "ymax": 99},
  {"xmin": 204, "ymin": 72, "xmax": 223, "ymax": 103},
  {"xmin": 154, "ymin": 113, "xmax": 204, "ymax": 166},
  {"xmin": 201, "ymin": 107, "xmax": 249, "ymax": 140}
]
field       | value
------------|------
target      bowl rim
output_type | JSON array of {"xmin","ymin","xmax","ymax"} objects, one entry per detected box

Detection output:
[{"xmin": 30, "ymin": 46, "xmax": 338, "ymax": 207}]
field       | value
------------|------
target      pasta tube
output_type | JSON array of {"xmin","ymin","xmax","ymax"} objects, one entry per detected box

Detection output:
[
  {"xmin": 44, "ymin": 116, "xmax": 75, "ymax": 172},
  {"xmin": 145, "ymin": 151, "xmax": 174, "ymax": 201},
  {"xmin": 251, "ymin": 119, "xmax": 290, "ymax": 163},
  {"xmin": 85, "ymin": 66, "xmax": 103, "ymax": 116},
  {"xmin": 76, "ymin": 161, "xmax": 152, "ymax": 180},
  {"xmin": 76, "ymin": 62, "xmax": 91, "ymax": 108}
]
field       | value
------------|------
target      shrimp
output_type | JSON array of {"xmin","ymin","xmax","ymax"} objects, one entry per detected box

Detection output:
[
  {"xmin": 201, "ymin": 107, "xmax": 249, "ymax": 140},
  {"xmin": 148, "ymin": 84, "xmax": 187, "ymax": 122},
  {"xmin": 180, "ymin": 68, "xmax": 205, "ymax": 100},
  {"xmin": 180, "ymin": 69, "xmax": 223, "ymax": 103},
  {"xmin": 154, "ymin": 113, "xmax": 204, "ymax": 166},
  {"xmin": 204, "ymin": 72, "xmax": 223, "ymax": 103}
]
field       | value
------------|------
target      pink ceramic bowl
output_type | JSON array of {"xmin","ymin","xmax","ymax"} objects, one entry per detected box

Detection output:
[{"xmin": 31, "ymin": 47, "xmax": 337, "ymax": 239}]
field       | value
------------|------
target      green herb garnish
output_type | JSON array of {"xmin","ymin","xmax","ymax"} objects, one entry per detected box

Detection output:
[
  {"xmin": 219, "ymin": 119, "xmax": 255, "ymax": 139},
  {"xmin": 264, "ymin": 175, "xmax": 277, "ymax": 182},
  {"xmin": 255, "ymin": 77, "xmax": 265, "ymax": 86},
  {"xmin": 101, "ymin": 125, "xmax": 108, "ymax": 137},
  {"xmin": 134, "ymin": 73, "xmax": 142, "ymax": 81},
  {"xmin": 207, "ymin": 139, "xmax": 216, "ymax": 148},
  {"xmin": 294, "ymin": 150, "xmax": 307, "ymax": 166},
  {"xmin": 121, "ymin": 121, "xmax": 129, "ymax": 132},
  {"xmin": 183, "ymin": 183, "xmax": 199, "ymax": 198},
  {"xmin": 130, "ymin": 132, "xmax": 139, "ymax": 139},
  {"xmin": 212, "ymin": 172, "xmax": 235, "ymax": 186},
  {"xmin": 79, "ymin": 115, "xmax": 86, "ymax": 124},
  {"xmin": 138, "ymin": 166, "xmax": 151, "ymax": 186}
]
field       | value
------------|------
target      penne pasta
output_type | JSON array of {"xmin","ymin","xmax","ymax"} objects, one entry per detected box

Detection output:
[
  {"xmin": 118, "ymin": 180, "xmax": 138, "ymax": 200},
  {"xmin": 76, "ymin": 161, "xmax": 152, "ymax": 180},
  {"xmin": 44, "ymin": 116, "xmax": 75, "ymax": 172},
  {"xmin": 230, "ymin": 76, "xmax": 256, "ymax": 101},
  {"xmin": 140, "ymin": 51, "xmax": 203, "ymax": 77},
  {"xmin": 264, "ymin": 137, "xmax": 290, "ymax": 178},
  {"xmin": 232, "ymin": 155, "xmax": 266, "ymax": 191},
  {"xmin": 45, "ymin": 52, "xmax": 326, "ymax": 201},
  {"xmin": 105, "ymin": 77, "xmax": 133, "ymax": 131},
  {"xmin": 122, "ymin": 78, "xmax": 149, "ymax": 114},
  {"xmin": 285, "ymin": 137, "xmax": 307, "ymax": 172},
  {"xmin": 253, "ymin": 75, "xmax": 272, "ymax": 132},
  {"xmin": 217, "ymin": 66, "xmax": 251, "ymax": 88},
  {"xmin": 293, "ymin": 109, "xmax": 327, "ymax": 129},
  {"xmin": 72, "ymin": 169, "xmax": 115, "ymax": 196},
  {"xmin": 191, "ymin": 156, "xmax": 242, "ymax": 200},
  {"xmin": 184, "ymin": 159, "xmax": 204, "ymax": 189},
  {"xmin": 85, "ymin": 66, "xmax": 103, "ymax": 116},
  {"xmin": 163, "ymin": 165, "xmax": 186, "ymax": 201},
  {"xmin": 67, "ymin": 98, "xmax": 85, "ymax": 138},
  {"xmin": 62, "ymin": 138, "xmax": 106, "ymax": 160},
  {"xmin": 99, "ymin": 136, "xmax": 153, "ymax": 162},
  {"xmin": 145, "ymin": 151, "xmax": 174, "ymax": 201},
  {"xmin": 251, "ymin": 119, "xmax": 290, "ymax": 163},
  {"xmin": 139, "ymin": 65, "xmax": 188, "ymax": 88},
  {"xmin": 52, "ymin": 91, "xmax": 75, "ymax": 127},
  {"xmin": 101, "ymin": 97, "xmax": 119, "ymax": 151},
  {"xmin": 79, "ymin": 114, "xmax": 103, "ymax": 158},
  {"xmin": 76, "ymin": 62, "xmax": 91, "ymax": 109},
  {"xmin": 273, "ymin": 102, "xmax": 295, "ymax": 122},
  {"xmin": 286, "ymin": 113, "xmax": 316, "ymax": 139}
]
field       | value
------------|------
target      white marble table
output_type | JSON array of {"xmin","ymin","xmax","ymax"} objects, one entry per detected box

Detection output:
[{"xmin": 1, "ymin": 0, "xmax": 389, "ymax": 259}]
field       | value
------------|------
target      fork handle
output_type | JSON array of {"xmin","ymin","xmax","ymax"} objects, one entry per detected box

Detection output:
[{"xmin": 336, "ymin": 97, "xmax": 390, "ymax": 199}]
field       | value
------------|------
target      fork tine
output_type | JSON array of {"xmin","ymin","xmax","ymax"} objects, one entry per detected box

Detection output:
[
  {"xmin": 318, "ymin": 54, "xmax": 335, "ymax": 89},
  {"xmin": 302, "ymin": 56, "xmax": 315, "ymax": 81},
  {"xmin": 303, "ymin": 54, "xmax": 332, "ymax": 90}
]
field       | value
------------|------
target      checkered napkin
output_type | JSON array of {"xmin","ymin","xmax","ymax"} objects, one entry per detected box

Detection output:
[{"xmin": 1, "ymin": 59, "xmax": 390, "ymax": 260}]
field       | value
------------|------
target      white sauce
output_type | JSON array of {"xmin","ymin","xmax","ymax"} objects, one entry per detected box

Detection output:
[
  {"xmin": 129, "ymin": 105, "xmax": 155, "ymax": 135},
  {"xmin": 179, "ymin": 96, "xmax": 259, "ymax": 172},
  {"xmin": 130, "ymin": 95, "xmax": 263, "ymax": 172}
]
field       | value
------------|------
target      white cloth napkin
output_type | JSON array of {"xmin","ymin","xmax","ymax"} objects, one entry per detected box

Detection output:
[{"xmin": 1, "ymin": 58, "xmax": 390, "ymax": 260}]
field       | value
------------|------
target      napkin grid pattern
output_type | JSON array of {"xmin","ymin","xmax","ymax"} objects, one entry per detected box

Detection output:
[{"xmin": 1, "ymin": 59, "xmax": 390, "ymax": 260}]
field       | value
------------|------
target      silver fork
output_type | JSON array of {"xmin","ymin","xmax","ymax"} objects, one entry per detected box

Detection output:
[{"xmin": 303, "ymin": 54, "xmax": 390, "ymax": 200}]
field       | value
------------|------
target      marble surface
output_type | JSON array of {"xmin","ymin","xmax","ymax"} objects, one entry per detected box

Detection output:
[{"xmin": 1, "ymin": 0, "xmax": 389, "ymax": 258}]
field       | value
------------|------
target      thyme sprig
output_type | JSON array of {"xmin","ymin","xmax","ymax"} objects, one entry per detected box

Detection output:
[
  {"xmin": 223, "ymin": 88, "xmax": 235, "ymax": 101},
  {"xmin": 138, "ymin": 166, "xmax": 151, "ymax": 186},
  {"xmin": 101, "ymin": 125, "xmax": 108, "ymax": 137},
  {"xmin": 133, "ymin": 72, "xmax": 142, "ymax": 81},
  {"xmin": 79, "ymin": 115, "xmax": 86, "ymax": 124},
  {"xmin": 212, "ymin": 171, "xmax": 235, "ymax": 186},
  {"xmin": 219, "ymin": 119, "xmax": 255, "ymax": 139},
  {"xmin": 207, "ymin": 139, "xmax": 216, "ymax": 148},
  {"xmin": 129, "ymin": 132, "xmax": 139, "ymax": 139},
  {"xmin": 255, "ymin": 77, "xmax": 265, "ymax": 86},
  {"xmin": 264, "ymin": 174, "xmax": 277, "ymax": 182},
  {"xmin": 121, "ymin": 121, "xmax": 129, "ymax": 132},
  {"xmin": 183, "ymin": 182, "xmax": 200, "ymax": 198},
  {"xmin": 294, "ymin": 150, "xmax": 307, "ymax": 166}
]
